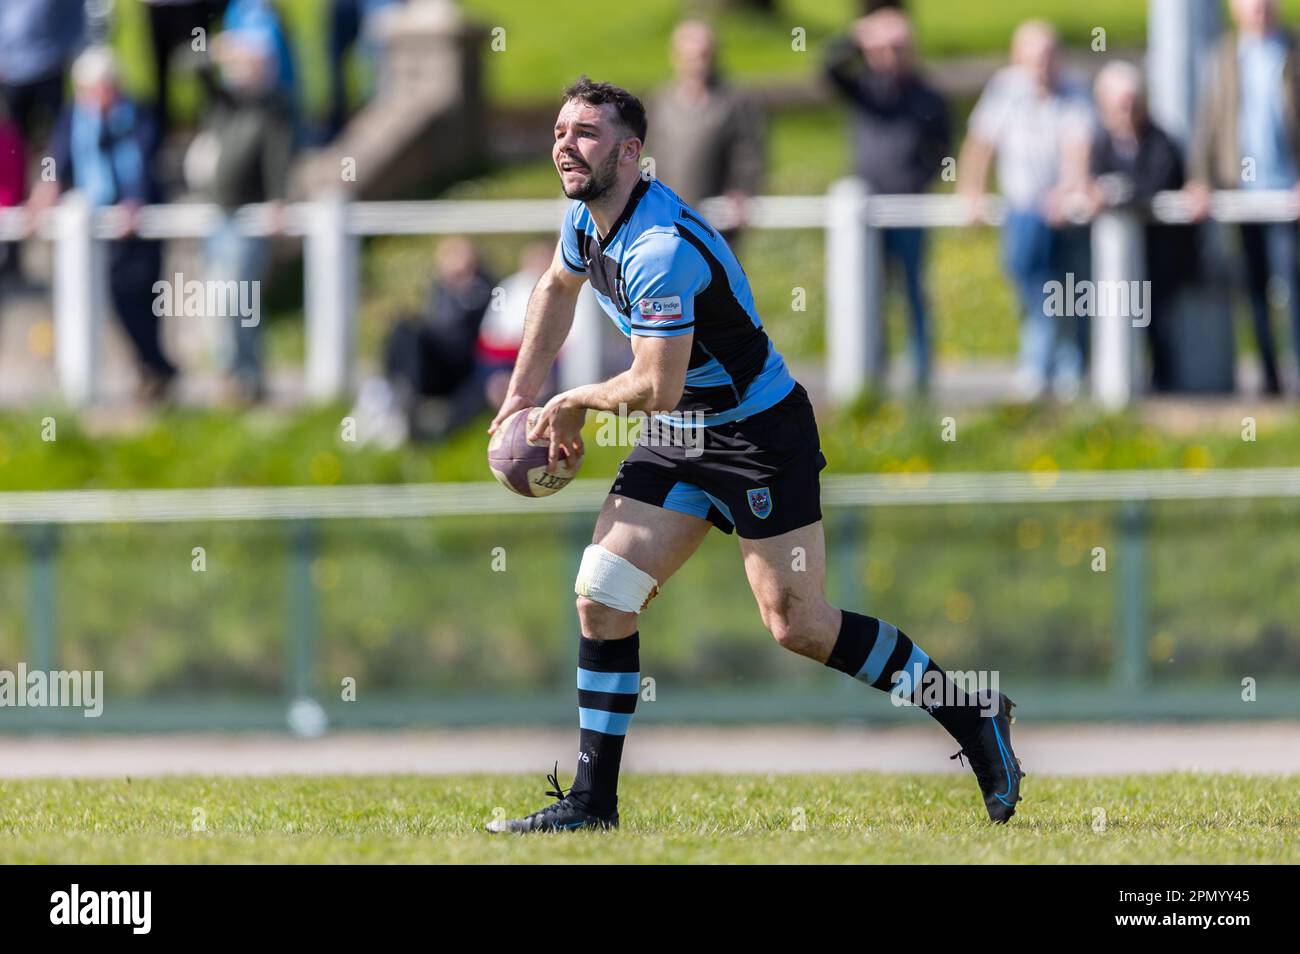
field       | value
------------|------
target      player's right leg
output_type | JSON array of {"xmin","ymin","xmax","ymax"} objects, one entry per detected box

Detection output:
[{"xmin": 486, "ymin": 492, "xmax": 712, "ymax": 833}]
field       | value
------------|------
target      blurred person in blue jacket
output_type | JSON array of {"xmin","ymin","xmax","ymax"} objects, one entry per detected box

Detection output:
[
  {"xmin": 326, "ymin": 0, "xmax": 403, "ymax": 140},
  {"xmin": 1186, "ymin": 0, "xmax": 1300, "ymax": 395},
  {"xmin": 221, "ymin": 0, "xmax": 296, "ymax": 110},
  {"xmin": 0, "ymin": 0, "xmax": 86, "ymax": 282},
  {"xmin": 0, "ymin": 0, "xmax": 86, "ymax": 145},
  {"xmin": 29, "ymin": 46, "xmax": 178, "ymax": 401}
]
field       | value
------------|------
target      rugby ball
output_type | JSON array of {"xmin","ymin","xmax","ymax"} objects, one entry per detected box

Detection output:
[{"xmin": 487, "ymin": 406, "xmax": 581, "ymax": 497}]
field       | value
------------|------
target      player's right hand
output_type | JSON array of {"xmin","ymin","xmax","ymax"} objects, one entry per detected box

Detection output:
[{"xmin": 488, "ymin": 393, "xmax": 533, "ymax": 436}]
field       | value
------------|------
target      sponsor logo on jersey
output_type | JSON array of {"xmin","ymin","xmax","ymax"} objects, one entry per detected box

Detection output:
[
  {"xmin": 747, "ymin": 487, "xmax": 772, "ymax": 519},
  {"xmin": 638, "ymin": 295, "xmax": 683, "ymax": 318}
]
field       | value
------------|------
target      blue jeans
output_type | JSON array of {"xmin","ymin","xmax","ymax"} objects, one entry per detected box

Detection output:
[
  {"xmin": 1239, "ymin": 221, "xmax": 1300, "ymax": 394},
  {"xmin": 1002, "ymin": 208, "xmax": 1088, "ymax": 390},
  {"xmin": 327, "ymin": 0, "xmax": 398, "ymax": 137},
  {"xmin": 205, "ymin": 215, "xmax": 268, "ymax": 397},
  {"xmin": 882, "ymin": 226, "xmax": 930, "ymax": 389}
]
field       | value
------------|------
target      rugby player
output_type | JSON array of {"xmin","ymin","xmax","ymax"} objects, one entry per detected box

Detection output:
[{"xmin": 486, "ymin": 77, "xmax": 1022, "ymax": 832}]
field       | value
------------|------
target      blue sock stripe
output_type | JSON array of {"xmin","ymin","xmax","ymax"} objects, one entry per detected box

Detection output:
[
  {"xmin": 991, "ymin": 721, "xmax": 1015, "ymax": 804},
  {"xmin": 577, "ymin": 668, "xmax": 641, "ymax": 694},
  {"xmin": 855, "ymin": 620, "xmax": 899, "ymax": 684},
  {"xmin": 891, "ymin": 644, "xmax": 931, "ymax": 697},
  {"xmin": 579, "ymin": 707, "xmax": 634, "ymax": 735}
]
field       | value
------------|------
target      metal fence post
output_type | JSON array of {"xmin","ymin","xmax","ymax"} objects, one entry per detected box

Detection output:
[
  {"xmin": 287, "ymin": 520, "xmax": 324, "ymax": 734},
  {"xmin": 52, "ymin": 192, "xmax": 103, "ymax": 407},
  {"xmin": 829, "ymin": 508, "xmax": 860, "ymax": 610},
  {"xmin": 25, "ymin": 524, "xmax": 58, "ymax": 672},
  {"xmin": 1090, "ymin": 208, "xmax": 1145, "ymax": 409},
  {"xmin": 1116, "ymin": 501, "xmax": 1150, "ymax": 691},
  {"xmin": 303, "ymin": 193, "xmax": 359, "ymax": 401},
  {"xmin": 826, "ymin": 177, "xmax": 882, "ymax": 405},
  {"xmin": 1147, "ymin": 0, "xmax": 1221, "ymax": 150}
]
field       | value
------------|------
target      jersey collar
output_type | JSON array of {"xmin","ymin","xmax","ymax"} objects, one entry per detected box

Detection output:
[{"xmin": 596, "ymin": 176, "xmax": 652, "ymax": 251}]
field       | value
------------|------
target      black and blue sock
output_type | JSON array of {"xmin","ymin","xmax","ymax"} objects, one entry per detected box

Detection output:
[
  {"xmin": 826, "ymin": 610, "xmax": 984, "ymax": 742},
  {"xmin": 569, "ymin": 631, "xmax": 640, "ymax": 815}
]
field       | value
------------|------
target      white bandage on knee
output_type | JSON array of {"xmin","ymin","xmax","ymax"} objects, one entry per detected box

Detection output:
[{"xmin": 574, "ymin": 545, "xmax": 660, "ymax": 614}]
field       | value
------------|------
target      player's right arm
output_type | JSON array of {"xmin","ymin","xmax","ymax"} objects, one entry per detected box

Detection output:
[{"xmin": 488, "ymin": 240, "xmax": 587, "ymax": 435}]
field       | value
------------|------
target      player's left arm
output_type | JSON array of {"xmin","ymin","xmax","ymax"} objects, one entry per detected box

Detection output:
[
  {"xmin": 531, "ymin": 330, "xmax": 694, "ymax": 473},
  {"xmin": 567, "ymin": 332, "xmax": 693, "ymax": 415},
  {"xmin": 529, "ymin": 231, "xmax": 706, "ymax": 471}
]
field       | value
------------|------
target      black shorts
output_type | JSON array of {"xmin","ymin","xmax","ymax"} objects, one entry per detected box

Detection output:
[{"xmin": 609, "ymin": 382, "xmax": 827, "ymax": 539}]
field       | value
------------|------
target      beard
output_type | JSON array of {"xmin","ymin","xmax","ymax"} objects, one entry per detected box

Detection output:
[{"xmin": 560, "ymin": 147, "xmax": 620, "ymax": 201}]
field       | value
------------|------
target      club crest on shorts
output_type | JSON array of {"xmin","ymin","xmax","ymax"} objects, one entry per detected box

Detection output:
[{"xmin": 747, "ymin": 487, "xmax": 772, "ymax": 519}]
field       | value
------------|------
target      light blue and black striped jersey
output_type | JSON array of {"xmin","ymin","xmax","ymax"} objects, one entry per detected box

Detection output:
[{"xmin": 560, "ymin": 177, "xmax": 796, "ymax": 427}]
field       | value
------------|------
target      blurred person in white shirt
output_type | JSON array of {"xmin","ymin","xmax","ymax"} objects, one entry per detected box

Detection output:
[
  {"xmin": 958, "ymin": 20, "xmax": 1095, "ymax": 400},
  {"xmin": 477, "ymin": 241, "xmax": 557, "ymax": 409}
]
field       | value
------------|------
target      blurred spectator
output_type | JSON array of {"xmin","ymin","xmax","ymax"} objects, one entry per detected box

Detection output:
[
  {"xmin": 1186, "ymin": 0, "xmax": 1300, "ymax": 395},
  {"xmin": 326, "ymin": 0, "xmax": 402, "ymax": 140},
  {"xmin": 959, "ymin": 20, "xmax": 1094, "ymax": 400},
  {"xmin": 1087, "ymin": 61, "xmax": 1195, "ymax": 393},
  {"xmin": 30, "ymin": 46, "xmax": 177, "ymax": 400},
  {"xmin": 0, "ymin": 0, "xmax": 85, "ymax": 146},
  {"xmin": 142, "ymin": 0, "xmax": 228, "ymax": 131},
  {"xmin": 0, "ymin": 0, "xmax": 85, "ymax": 284},
  {"xmin": 824, "ymin": 6, "xmax": 949, "ymax": 392},
  {"xmin": 382, "ymin": 237, "xmax": 496, "ymax": 440},
  {"xmin": 220, "ymin": 0, "xmax": 296, "ymax": 109},
  {"xmin": 187, "ymin": 28, "xmax": 293, "ymax": 403},
  {"xmin": 0, "ymin": 99, "xmax": 25, "ymax": 281},
  {"xmin": 477, "ymin": 241, "xmax": 553, "ymax": 409},
  {"xmin": 648, "ymin": 20, "xmax": 764, "ymax": 240},
  {"xmin": 0, "ymin": 102, "xmax": 23, "ymax": 205}
]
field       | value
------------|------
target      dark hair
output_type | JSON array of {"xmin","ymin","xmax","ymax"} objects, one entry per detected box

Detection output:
[{"xmin": 560, "ymin": 76, "xmax": 648, "ymax": 142}]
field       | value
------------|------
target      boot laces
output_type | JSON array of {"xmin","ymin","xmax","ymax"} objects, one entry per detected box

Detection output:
[
  {"xmin": 951, "ymin": 746, "xmax": 996, "ymax": 792},
  {"xmin": 522, "ymin": 762, "xmax": 574, "ymax": 822}
]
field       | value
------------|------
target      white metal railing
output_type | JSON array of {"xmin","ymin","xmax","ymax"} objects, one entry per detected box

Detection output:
[
  {"xmin": 0, "ymin": 185, "xmax": 1288, "ymax": 409},
  {"xmin": 0, "ymin": 467, "xmax": 1296, "ymax": 523}
]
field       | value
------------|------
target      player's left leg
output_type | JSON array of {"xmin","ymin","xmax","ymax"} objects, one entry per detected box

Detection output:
[{"xmin": 739, "ymin": 520, "xmax": 1023, "ymax": 823}]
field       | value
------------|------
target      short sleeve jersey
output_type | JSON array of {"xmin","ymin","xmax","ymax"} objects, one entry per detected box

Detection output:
[{"xmin": 560, "ymin": 177, "xmax": 795, "ymax": 426}]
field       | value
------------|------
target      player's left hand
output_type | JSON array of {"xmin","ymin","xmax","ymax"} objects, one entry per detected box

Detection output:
[{"xmin": 529, "ymin": 392, "xmax": 586, "ymax": 474}]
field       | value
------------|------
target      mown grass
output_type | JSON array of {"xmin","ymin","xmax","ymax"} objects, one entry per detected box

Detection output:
[{"xmin": 0, "ymin": 772, "xmax": 1295, "ymax": 863}]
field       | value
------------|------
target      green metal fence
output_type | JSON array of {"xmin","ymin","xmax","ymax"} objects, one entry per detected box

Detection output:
[{"xmin": 1, "ymin": 472, "xmax": 1298, "ymax": 732}]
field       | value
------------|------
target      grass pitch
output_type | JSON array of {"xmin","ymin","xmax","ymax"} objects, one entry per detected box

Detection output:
[{"xmin": 1, "ymin": 773, "xmax": 1295, "ymax": 864}]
